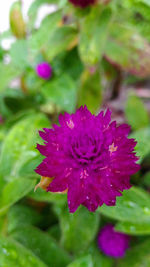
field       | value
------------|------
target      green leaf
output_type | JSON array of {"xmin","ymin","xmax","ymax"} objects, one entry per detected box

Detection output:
[
  {"xmin": 115, "ymin": 221, "xmax": 150, "ymax": 235},
  {"xmin": 118, "ymin": 239, "xmax": 150, "ymax": 267},
  {"xmin": 78, "ymin": 69, "xmax": 102, "ymax": 113},
  {"xmin": 0, "ymin": 177, "xmax": 35, "ymax": 215},
  {"xmin": 57, "ymin": 206, "xmax": 100, "ymax": 255},
  {"xmin": 0, "ymin": 235, "xmax": 47, "ymax": 267},
  {"xmin": 47, "ymin": 224, "xmax": 61, "ymax": 242},
  {"xmin": 7, "ymin": 204, "xmax": 42, "ymax": 233},
  {"xmin": 27, "ymin": 0, "xmax": 55, "ymax": 29},
  {"xmin": 142, "ymin": 172, "xmax": 150, "ymax": 187},
  {"xmin": 67, "ymin": 255, "xmax": 93, "ymax": 267},
  {"xmin": 100, "ymin": 187, "xmax": 150, "ymax": 223},
  {"xmin": 41, "ymin": 75, "xmax": 77, "ymax": 112},
  {"xmin": 87, "ymin": 244, "xmax": 113, "ymax": 267},
  {"xmin": 130, "ymin": 127, "xmax": 150, "ymax": 163},
  {"xmin": 125, "ymin": 94, "xmax": 149, "ymax": 131},
  {"xmin": 45, "ymin": 26, "xmax": 78, "ymax": 61},
  {"xmin": 105, "ymin": 23, "xmax": 150, "ymax": 77},
  {"xmin": 135, "ymin": 0, "xmax": 150, "ymax": 6},
  {"xmin": 29, "ymin": 10, "xmax": 62, "ymax": 53},
  {"xmin": 0, "ymin": 113, "xmax": 49, "ymax": 181},
  {"xmin": 11, "ymin": 225, "xmax": 71, "ymax": 267},
  {"xmin": 29, "ymin": 187, "xmax": 67, "ymax": 205},
  {"xmin": 0, "ymin": 63, "xmax": 21, "ymax": 92},
  {"xmin": 79, "ymin": 7, "xmax": 112, "ymax": 65},
  {"xmin": 10, "ymin": 40, "xmax": 30, "ymax": 71}
]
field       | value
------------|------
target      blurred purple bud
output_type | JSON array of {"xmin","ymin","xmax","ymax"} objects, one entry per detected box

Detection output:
[
  {"xmin": 36, "ymin": 62, "xmax": 52, "ymax": 80},
  {"xmin": 98, "ymin": 224, "xmax": 130, "ymax": 258}
]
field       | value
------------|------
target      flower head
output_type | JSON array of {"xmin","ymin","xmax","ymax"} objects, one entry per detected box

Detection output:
[
  {"xmin": 69, "ymin": 0, "xmax": 96, "ymax": 8},
  {"xmin": 98, "ymin": 224, "xmax": 130, "ymax": 258},
  {"xmin": 36, "ymin": 62, "xmax": 52, "ymax": 80},
  {"xmin": 35, "ymin": 106, "xmax": 140, "ymax": 213}
]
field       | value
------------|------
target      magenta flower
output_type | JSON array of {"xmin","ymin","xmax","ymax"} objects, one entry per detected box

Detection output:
[
  {"xmin": 69, "ymin": 0, "xmax": 96, "ymax": 8},
  {"xmin": 35, "ymin": 106, "xmax": 140, "ymax": 213},
  {"xmin": 98, "ymin": 224, "xmax": 130, "ymax": 258},
  {"xmin": 36, "ymin": 62, "xmax": 52, "ymax": 80}
]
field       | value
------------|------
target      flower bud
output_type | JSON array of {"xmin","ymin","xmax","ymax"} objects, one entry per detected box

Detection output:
[
  {"xmin": 36, "ymin": 62, "xmax": 52, "ymax": 80},
  {"xmin": 98, "ymin": 224, "xmax": 130, "ymax": 258},
  {"xmin": 9, "ymin": 1, "xmax": 26, "ymax": 39}
]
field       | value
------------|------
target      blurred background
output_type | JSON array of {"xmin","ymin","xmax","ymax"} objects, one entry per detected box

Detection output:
[{"xmin": 0, "ymin": 0, "xmax": 150, "ymax": 266}]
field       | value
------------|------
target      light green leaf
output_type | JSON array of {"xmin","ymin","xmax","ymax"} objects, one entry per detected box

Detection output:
[
  {"xmin": 78, "ymin": 69, "xmax": 102, "ymax": 113},
  {"xmin": 105, "ymin": 23, "xmax": 150, "ymax": 77},
  {"xmin": 130, "ymin": 127, "xmax": 150, "ymax": 163},
  {"xmin": 79, "ymin": 7, "xmax": 112, "ymax": 65},
  {"xmin": 125, "ymin": 94, "xmax": 149, "ymax": 130},
  {"xmin": 27, "ymin": 0, "xmax": 56, "ymax": 29},
  {"xmin": 57, "ymin": 206, "xmax": 100, "ymax": 255},
  {"xmin": 41, "ymin": 75, "xmax": 77, "ymax": 112},
  {"xmin": 0, "ymin": 63, "xmax": 21, "ymax": 92},
  {"xmin": 0, "ymin": 178, "xmax": 36, "ymax": 215},
  {"xmin": 115, "ymin": 221, "xmax": 150, "ymax": 235},
  {"xmin": 11, "ymin": 225, "xmax": 71, "ymax": 267},
  {"xmin": 67, "ymin": 255, "xmax": 93, "ymax": 267},
  {"xmin": 29, "ymin": 187, "xmax": 67, "ymax": 204},
  {"xmin": 45, "ymin": 26, "xmax": 78, "ymax": 61},
  {"xmin": 100, "ymin": 187, "xmax": 150, "ymax": 223},
  {"xmin": 29, "ymin": 10, "xmax": 62, "ymax": 52},
  {"xmin": 10, "ymin": 40, "xmax": 30, "ymax": 70},
  {"xmin": 0, "ymin": 113, "xmax": 49, "ymax": 181},
  {"xmin": 0, "ymin": 236, "xmax": 47, "ymax": 267}
]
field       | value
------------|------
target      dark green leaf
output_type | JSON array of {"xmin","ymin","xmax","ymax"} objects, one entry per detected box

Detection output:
[
  {"xmin": 87, "ymin": 244, "xmax": 113, "ymax": 267},
  {"xmin": 7, "ymin": 204, "xmax": 42, "ymax": 233},
  {"xmin": 142, "ymin": 172, "xmax": 150, "ymax": 187},
  {"xmin": 118, "ymin": 239, "xmax": 150, "ymax": 267}
]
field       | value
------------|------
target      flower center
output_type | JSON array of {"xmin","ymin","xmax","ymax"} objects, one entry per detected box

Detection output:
[{"xmin": 70, "ymin": 134, "xmax": 101, "ymax": 164}]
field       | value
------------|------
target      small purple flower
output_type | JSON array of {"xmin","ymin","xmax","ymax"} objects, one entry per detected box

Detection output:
[
  {"xmin": 35, "ymin": 106, "xmax": 140, "ymax": 213},
  {"xmin": 36, "ymin": 62, "xmax": 52, "ymax": 80},
  {"xmin": 98, "ymin": 224, "xmax": 130, "ymax": 258},
  {"xmin": 69, "ymin": 0, "xmax": 96, "ymax": 8}
]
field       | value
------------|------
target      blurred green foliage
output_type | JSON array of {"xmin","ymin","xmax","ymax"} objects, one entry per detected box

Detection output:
[{"xmin": 0, "ymin": 0, "xmax": 150, "ymax": 266}]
